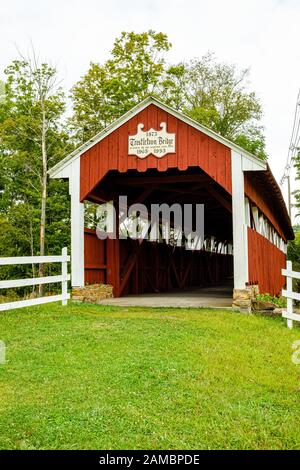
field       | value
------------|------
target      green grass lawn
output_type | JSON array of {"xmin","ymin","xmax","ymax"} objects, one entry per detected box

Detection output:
[{"xmin": 0, "ymin": 303, "xmax": 300, "ymax": 450}]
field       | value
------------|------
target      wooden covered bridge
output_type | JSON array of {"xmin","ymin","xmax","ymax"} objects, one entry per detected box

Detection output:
[{"xmin": 49, "ymin": 97, "xmax": 293, "ymax": 300}]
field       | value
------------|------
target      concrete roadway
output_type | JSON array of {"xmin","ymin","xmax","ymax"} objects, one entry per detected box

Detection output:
[{"xmin": 98, "ymin": 284, "xmax": 233, "ymax": 309}]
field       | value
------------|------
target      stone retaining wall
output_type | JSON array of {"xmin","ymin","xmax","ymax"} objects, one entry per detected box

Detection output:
[
  {"xmin": 72, "ymin": 284, "xmax": 113, "ymax": 303},
  {"xmin": 232, "ymin": 285, "xmax": 259, "ymax": 313}
]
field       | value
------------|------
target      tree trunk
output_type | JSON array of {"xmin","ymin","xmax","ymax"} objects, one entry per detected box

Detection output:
[{"xmin": 38, "ymin": 104, "xmax": 47, "ymax": 297}]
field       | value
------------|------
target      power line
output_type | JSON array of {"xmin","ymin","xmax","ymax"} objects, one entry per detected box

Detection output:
[{"xmin": 280, "ymin": 89, "xmax": 300, "ymax": 187}]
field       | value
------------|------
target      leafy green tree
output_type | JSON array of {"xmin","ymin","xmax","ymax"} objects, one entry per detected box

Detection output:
[
  {"xmin": 163, "ymin": 53, "xmax": 266, "ymax": 159},
  {"xmin": 70, "ymin": 30, "xmax": 171, "ymax": 142},
  {"xmin": 0, "ymin": 80, "xmax": 4, "ymax": 99},
  {"xmin": 161, "ymin": 64, "xmax": 187, "ymax": 111},
  {"xmin": 0, "ymin": 59, "xmax": 71, "ymax": 294},
  {"xmin": 71, "ymin": 34, "xmax": 266, "ymax": 159}
]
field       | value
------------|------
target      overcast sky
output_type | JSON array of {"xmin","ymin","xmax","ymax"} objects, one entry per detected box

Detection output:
[{"xmin": 1, "ymin": 0, "xmax": 299, "ymax": 211}]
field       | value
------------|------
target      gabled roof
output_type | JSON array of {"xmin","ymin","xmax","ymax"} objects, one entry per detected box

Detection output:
[{"xmin": 49, "ymin": 96, "xmax": 266, "ymax": 178}]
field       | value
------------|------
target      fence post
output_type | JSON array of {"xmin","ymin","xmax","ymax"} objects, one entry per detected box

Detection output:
[
  {"xmin": 61, "ymin": 247, "xmax": 68, "ymax": 306},
  {"xmin": 286, "ymin": 260, "xmax": 293, "ymax": 329}
]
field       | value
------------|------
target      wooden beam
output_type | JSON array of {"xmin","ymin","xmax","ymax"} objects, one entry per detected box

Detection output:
[
  {"xmin": 109, "ymin": 174, "xmax": 209, "ymax": 186},
  {"xmin": 166, "ymin": 248, "xmax": 183, "ymax": 289},
  {"xmin": 157, "ymin": 182, "xmax": 231, "ymax": 211},
  {"xmin": 134, "ymin": 187, "xmax": 154, "ymax": 204},
  {"xmin": 85, "ymin": 264, "xmax": 107, "ymax": 270},
  {"xmin": 181, "ymin": 182, "xmax": 232, "ymax": 212},
  {"xmin": 182, "ymin": 256, "xmax": 193, "ymax": 286},
  {"xmin": 86, "ymin": 188, "xmax": 112, "ymax": 204},
  {"xmin": 156, "ymin": 186, "xmax": 206, "ymax": 195},
  {"xmin": 205, "ymin": 185, "xmax": 232, "ymax": 213},
  {"xmin": 119, "ymin": 241, "xmax": 145, "ymax": 295}
]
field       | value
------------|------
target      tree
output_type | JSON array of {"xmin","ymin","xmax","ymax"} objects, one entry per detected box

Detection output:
[
  {"xmin": 0, "ymin": 58, "xmax": 71, "ymax": 295},
  {"xmin": 71, "ymin": 36, "xmax": 266, "ymax": 159},
  {"xmin": 70, "ymin": 30, "xmax": 171, "ymax": 142},
  {"xmin": 161, "ymin": 64, "xmax": 187, "ymax": 111},
  {"xmin": 0, "ymin": 80, "xmax": 4, "ymax": 99},
  {"xmin": 163, "ymin": 53, "xmax": 266, "ymax": 159}
]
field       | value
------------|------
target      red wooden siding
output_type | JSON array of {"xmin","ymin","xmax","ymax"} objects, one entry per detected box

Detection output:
[
  {"xmin": 79, "ymin": 101, "xmax": 291, "ymax": 298},
  {"xmin": 80, "ymin": 104, "xmax": 232, "ymax": 201},
  {"xmin": 84, "ymin": 228, "xmax": 107, "ymax": 285},
  {"xmin": 84, "ymin": 229, "xmax": 233, "ymax": 297},
  {"xmin": 245, "ymin": 173, "xmax": 286, "ymax": 241},
  {"xmin": 84, "ymin": 229, "xmax": 121, "ymax": 294},
  {"xmin": 247, "ymin": 227, "xmax": 285, "ymax": 296}
]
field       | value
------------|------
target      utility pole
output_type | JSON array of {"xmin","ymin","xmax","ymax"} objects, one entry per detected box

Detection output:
[{"xmin": 280, "ymin": 89, "xmax": 300, "ymax": 220}]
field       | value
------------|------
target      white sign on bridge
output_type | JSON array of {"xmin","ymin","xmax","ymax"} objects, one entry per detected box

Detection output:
[{"xmin": 128, "ymin": 122, "xmax": 176, "ymax": 159}]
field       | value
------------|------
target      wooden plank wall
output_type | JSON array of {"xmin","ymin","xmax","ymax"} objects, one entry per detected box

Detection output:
[
  {"xmin": 84, "ymin": 229, "xmax": 233, "ymax": 297},
  {"xmin": 84, "ymin": 228, "xmax": 107, "ymax": 285},
  {"xmin": 247, "ymin": 227, "xmax": 286, "ymax": 296},
  {"xmin": 80, "ymin": 104, "xmax": 232, "ymax": 201},
  {"xmin": 244, "ymin": 173, "xmax": 286, "ymax": 241},
  {"xmin": 120, "ymin": 240, "xmax": 233, "ymax": 296}
]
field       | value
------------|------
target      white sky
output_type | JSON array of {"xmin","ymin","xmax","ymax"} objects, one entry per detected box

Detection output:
[{"xmin": 1, "ymin": 0, "xmax": 299, "ymax": 216}]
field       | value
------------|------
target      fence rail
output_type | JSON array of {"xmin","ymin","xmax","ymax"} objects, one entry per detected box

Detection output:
[
  {"xmin": 0, "ymin": 247, "xmax": 70, "ymax": 312},
  {"xmin": 282, "ymin": 260, "xmax": 300, "ymax": 329}
]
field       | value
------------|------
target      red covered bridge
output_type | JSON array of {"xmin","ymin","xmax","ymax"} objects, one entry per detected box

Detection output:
[{"xmin": 49, "ymin": 97, "xmax": 293, "ymax": 299}]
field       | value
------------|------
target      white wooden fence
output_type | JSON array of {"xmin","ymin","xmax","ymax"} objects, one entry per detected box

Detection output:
[
  {"xmin": 0, "ymin": 247, "xmax": 70, "ymax": 312},
  {"xmin": 282, "ymin": 260, "xmax": 300, "ymax": 329}
]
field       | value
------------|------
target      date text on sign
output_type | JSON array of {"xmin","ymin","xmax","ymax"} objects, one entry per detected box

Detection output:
[{"xmin": 128, "ymin": 122, "xmax": 176, "ymax": 158}]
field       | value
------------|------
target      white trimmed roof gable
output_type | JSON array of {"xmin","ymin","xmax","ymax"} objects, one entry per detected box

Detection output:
[{"xmin": 49, "ymin": 96, "xmax": 266, "ymax": 178}]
